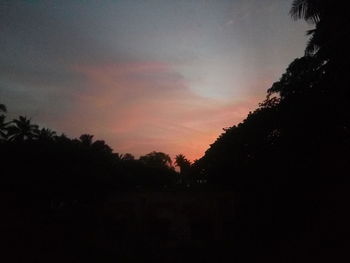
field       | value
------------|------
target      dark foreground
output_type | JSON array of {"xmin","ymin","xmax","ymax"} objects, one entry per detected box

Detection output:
[{"xmin": 2, "ymin": 184, "xmax": 350, "ymax": 263}]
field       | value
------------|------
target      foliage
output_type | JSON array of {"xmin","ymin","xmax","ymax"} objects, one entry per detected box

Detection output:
[
  {"xmin": 2, "ymin": 1, "xmax": 350, "ymax": 261},
  {"xmin": 0, "ymin": 110, "xmax": 181, "ymax": 206},
  {"xmin": 7, "ymin": 116, "xmax": 39, "ymax": 141},
  {"xmin": 174, "ymin": 154, "xmax": 191, "ymax": 173}
]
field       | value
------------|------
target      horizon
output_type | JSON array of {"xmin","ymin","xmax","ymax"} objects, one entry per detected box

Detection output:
[{"xmin": 0, "ymin": 0, "xmax": 310, "ymax": 161}]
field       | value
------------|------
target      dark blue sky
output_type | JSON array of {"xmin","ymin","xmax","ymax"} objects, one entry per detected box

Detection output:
[{"xmin": 0, "ymin": 0, "xmax": 310, "ymax": 160}]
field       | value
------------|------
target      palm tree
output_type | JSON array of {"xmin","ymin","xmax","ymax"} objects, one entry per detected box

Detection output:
[
  {"xmin": 290, "ymin": 0, "xmax": 325, "ymax": 56},
  {"xmin": 35, "ymin": 128, "xmax": 57, "ymax": 141},
  {"xmin": 290, "ymin": 0, "xmax": 348, "ymax": 58},
  {"xmin": 290, "ymin": 0, "xmax": 322, "ymax": 24},
  {"xmin": 7, "ymin": 116, "xmax": 39, "ymax": 141},
  {"xmin": 175, "ymin": 154, "xmax": 191, "ymax": 174},
  {"xmin": 175, "ymin": 154, "xmax": 191, "ymax": 185}
]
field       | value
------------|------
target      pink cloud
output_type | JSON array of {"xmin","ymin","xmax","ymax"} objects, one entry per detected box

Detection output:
[{"xmin": 63, "ymin": 61, "xmax": 261, "ymax": 161}]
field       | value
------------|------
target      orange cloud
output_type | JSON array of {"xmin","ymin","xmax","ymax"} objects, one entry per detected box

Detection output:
[{"xmin": 65, "ymin": 61, "xmax": 262, "ymax": 161}]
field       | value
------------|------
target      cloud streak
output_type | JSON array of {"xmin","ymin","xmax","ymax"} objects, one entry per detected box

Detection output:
[{"xmin": 66, "ymin": 61, "xmax": 260, "ymax": 160}]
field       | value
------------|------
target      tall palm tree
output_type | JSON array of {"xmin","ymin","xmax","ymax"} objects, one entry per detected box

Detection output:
[
  {"xmin": 174, "ymin": 154, "xmax": 191, "ymax": 174},
  {"xmin": 290, "ymin": 0, "xmax": 348, "ymax": 58},
  {"xmin": 175, "ymin": 154, "xmax": 191, "ymax": 185},
  {"xmin": 290, "ymin": 0, "xmax": 325, "ymax": 56},
  {"xmin": 7, "ymin": 116, "xmax": 39, "ymax": 141}
]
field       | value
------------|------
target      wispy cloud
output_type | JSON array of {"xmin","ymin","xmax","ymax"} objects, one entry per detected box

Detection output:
[{"xmin": 67, "ymin": 61, "xmax": 260, "ymax": 160}]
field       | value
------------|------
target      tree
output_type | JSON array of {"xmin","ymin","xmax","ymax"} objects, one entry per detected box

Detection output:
[
  {"xmin": 290, "ymin": 0, "xmax": 324, "ymax": 55},
  {"xmin": 175, "ymin": 154, "xmax": 191, "ymax": 174},
  {"xmin": 121, "ymin": 153, "xmax": 135, "ymax": 161},
  {"xmin": 290, "ymin": 0, "xmax": 349, "ymax": 59},
  {"xmin": 290, "ymin": 0, "xmax": 322, "ymax": 23},
  {"xmin": 7, "ymin": 116, "xmax": 38, "ymax": 141},
  {"xmin": 92, "ymin": 140, "xmax": 113, "ymax": 155},
  {"xmin": 79, "ymin": 134, "xmax": 94, "ymax": 146},
  {"xmin": 267, "ymin": 56, "xmax": 322, "ymax": 100},
  {"xmin": 175, "ymin": 154, "xmax": 192, "ymax": 185},
  {"xmin": 139, "ymin": 151, "xmax": 173, "ymax": 169},
  {"xmin": 35, "ymin": 128, "xmax": 57, "ymax": 141}
]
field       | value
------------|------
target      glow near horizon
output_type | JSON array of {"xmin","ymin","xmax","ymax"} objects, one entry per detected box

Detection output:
[{"xmin": 0, "ymin": 0, "xmax": 310, "ymax": 161}]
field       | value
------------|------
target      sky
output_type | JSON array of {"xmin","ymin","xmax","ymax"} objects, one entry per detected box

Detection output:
[{"xmin": 0, "ymin": 0, "xmax": 310, "ymax": 161}]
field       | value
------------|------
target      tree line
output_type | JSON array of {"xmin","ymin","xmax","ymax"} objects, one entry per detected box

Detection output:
[
  {"xmin": 1, "ymin": 106, "xmax": 197, "ymax": 187},
  {"xmin": 188, "ymin": 1, "xmax": 350, "ymax": 261},
  {"xmin": 1, "ymin": 0, "xmax": 350, "ymax": 262},
  {"xmin": 193, "ymin": 0, "xmax": 350, "ymax": 187}
]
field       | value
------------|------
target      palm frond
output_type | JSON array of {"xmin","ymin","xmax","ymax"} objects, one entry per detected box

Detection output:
[
  {"xmin": 305, "ymin": 29, "xmax": 319, "ymax": 56},
  {"xmin": 290, "ymin": 0, "xmax": 320, "ymax": 23}
]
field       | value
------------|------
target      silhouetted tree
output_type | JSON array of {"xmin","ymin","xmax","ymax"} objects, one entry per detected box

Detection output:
[
  {"xmin": 7, "ymin": 116, "xmax": 39, "ymax": 141},
  {"xmin": 291, "ymin": 0, "xmax": 349, "ymax": 61},
  {"xmin": 79, "ymin": 134, "xmax": 94, "ymax": 146},
  {"xmin": 2, "ymin": 2, "xmax": 350, "ymax": 261},
  {"xmin": 139, "ymin": 151, "xmax": 173, "ymax": 169},
  {"xmin": 290, "ymin": 0, "xmax": 321, "ymax": 23},
  {"xmin": 174, "ymin": 154, "xmax": 191, "ymax": 173},
  {"xmin": 267, "ymin": 56, "xmax": 322, "ymax": 100},
  {"xmin": 35, "ymin": 128, "xmax": 57, "ymax": 141},
  {"xmin": 92, "ymin": 139, "xmax": 113, "ymax": 154},
  {"xmin": 121, "ymin": 153, "xmax": 135, "ymax": 161},
  {"xmin": 175, "ymin": 154, "xmax": 191, "ymax": 184},
  {"xmin": 189, "ymin": 2, "xmax": 350, "ymax": 261}
]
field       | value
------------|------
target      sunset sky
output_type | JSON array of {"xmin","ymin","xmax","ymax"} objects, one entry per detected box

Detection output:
[{"xmin": 0, "ymin": 0, "xmax": 310, "ymax": 161}]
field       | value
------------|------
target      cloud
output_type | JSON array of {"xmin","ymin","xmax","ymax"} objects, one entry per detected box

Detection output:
[
  {"xmin": 1, "ymin": 0, "xmax": 300, "ymax": 161},
  {"xmin": 1, "ymin": 57, "xmax": 259, "ymax": 160},
  {"xmin": 64, "ymin": 61, "xmax": 261, "ymax": 161}
]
